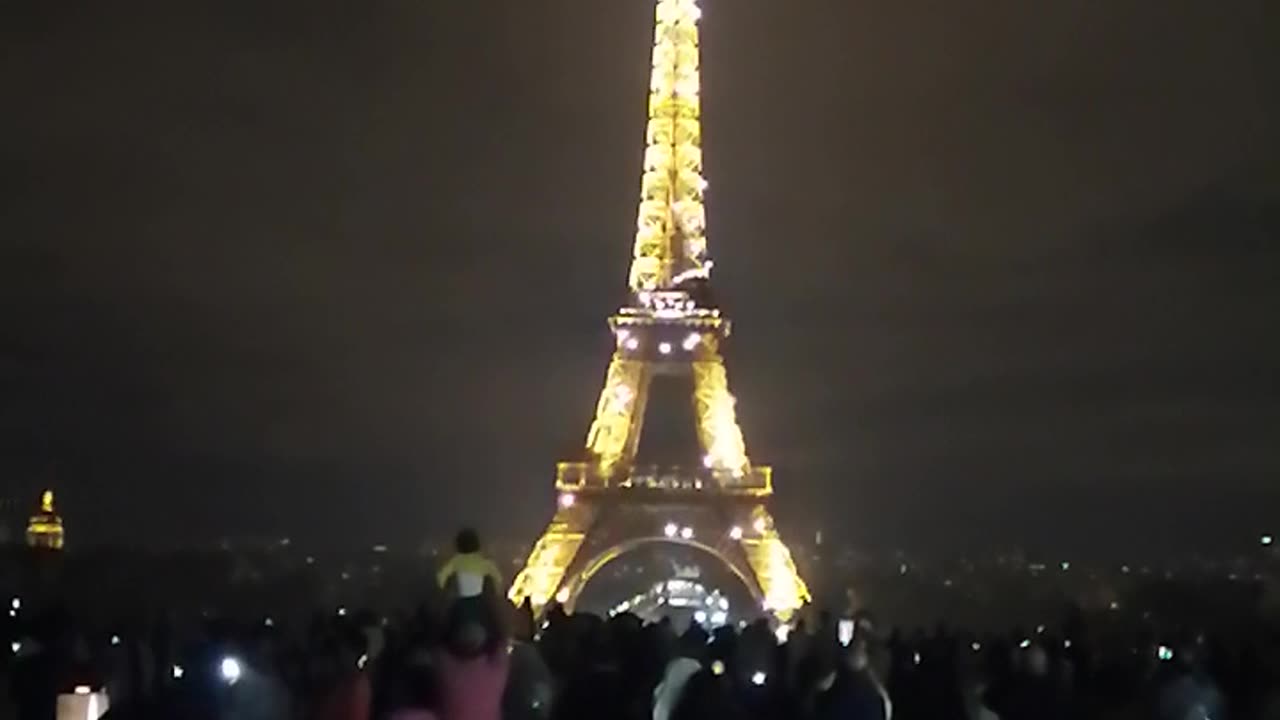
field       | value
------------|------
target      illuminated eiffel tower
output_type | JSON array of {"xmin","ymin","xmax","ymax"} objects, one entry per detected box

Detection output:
[{"xmin": 509, "ymin": 0, "xmax": 810, "ymax": 620}]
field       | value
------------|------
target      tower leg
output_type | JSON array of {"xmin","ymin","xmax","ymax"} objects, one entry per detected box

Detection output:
[
  {"xmin": 736, "ymin": 505, "xmax": 810, "ymax": 621},
  {"xmin": 692, "ymin": 357, "xmax": 749, "ymax": 476},
  {"xmin": 509, "ymin": 500, "xmax": 598, "ymax": 614},
  {"xmin": 584, "ymin": 355, "xmax": 649, "ymax": 478}
]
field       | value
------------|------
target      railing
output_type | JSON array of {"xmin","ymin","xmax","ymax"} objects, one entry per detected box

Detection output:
[{"xmin": 555, "ymin": 462, "xmax": 772, "ymax": 497}]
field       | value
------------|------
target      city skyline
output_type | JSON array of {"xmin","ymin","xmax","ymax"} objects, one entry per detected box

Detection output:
[{"xmin": 2, "ymin": 0, "xmax": 1277, "ymax": 554}]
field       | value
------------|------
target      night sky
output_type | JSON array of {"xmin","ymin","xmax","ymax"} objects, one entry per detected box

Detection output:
[{"xmin": 2, "ymin": 0, "xmax": 1277, "ymax": 556}]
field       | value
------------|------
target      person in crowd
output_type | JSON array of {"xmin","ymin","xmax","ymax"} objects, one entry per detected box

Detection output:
[
  {"xmin": 812, "ymin": 638, "xmax": 891, "ymax": 720},
  {"xmin": 435, "ymin": 599, "xmax": 510, "ymax": 720},
  {"xmin": 669, "ymin": 663, "xmax": 747, "ymax": 720},
  {"xmin": 436, "ymin": 529, "xmax": 504, "ymax": 606},
  {"xmin": 311, "ymin": 625, "xmax": 372, "ymax": 720},
  {"xmin": 653, "ymin": 654, "xmax": 702, "ymax": 720},
  {"xmin": 985, "ymin": 641, "xmax": 1068, "ymax": 720},
  {"xmin": 1153, "ymin": 643, "xmax": 1225, "ymax": 720}
]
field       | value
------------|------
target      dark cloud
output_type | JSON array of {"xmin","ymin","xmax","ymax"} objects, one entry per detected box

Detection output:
[{"xmin": 1, "ymin": 0, "xmax": 1276, "ymax": 554}]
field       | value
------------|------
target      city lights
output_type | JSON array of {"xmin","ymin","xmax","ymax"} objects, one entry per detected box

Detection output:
[
  {"xmin": 680, "ymin": 526, "xmax": 694, "ymax": 540},
  {"xmin": 220, "ymin": 657, "xmax": 242, "ymax": 685},
  {"xmin": 682, "ymin": 333, "xmax": 700, "ymax": 351},
  {"xmin": 664, "ymin": 522, "xmax": 679, "ymax": 538},
  {"xmin": 658, "ymin": 342, "xmax": 672, "ymax": 355},
  {"xmin": 558, "ymin": 492, "xmax": 576, "ymax": 509},
  {"xmin": 729, "ymin": 525, "xmax": 743, "ymax": 540},
  {"xmin": 753, "ymin": 517, "xmax": 767, "ymax": 534}
]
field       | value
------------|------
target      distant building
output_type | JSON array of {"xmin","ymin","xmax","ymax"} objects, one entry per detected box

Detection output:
[{"xmin": 26, "ymin": 489, "xmax": 65, "ymax": 550}]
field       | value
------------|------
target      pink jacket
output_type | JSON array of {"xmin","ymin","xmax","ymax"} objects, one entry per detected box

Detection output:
[{"xmin": 437, "ymin": 649, "xmax": 511, "ymax": 720}]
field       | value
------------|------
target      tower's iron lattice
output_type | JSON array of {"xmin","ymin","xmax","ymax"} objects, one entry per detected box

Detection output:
[{"xmin": 509, "ymin": 0, "xmax": 810, "ymax": 620}]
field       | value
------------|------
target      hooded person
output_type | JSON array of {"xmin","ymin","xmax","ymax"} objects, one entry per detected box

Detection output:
[{"xmin": 652, "ymin": 657, "xmax": 702, "ymax": 720}]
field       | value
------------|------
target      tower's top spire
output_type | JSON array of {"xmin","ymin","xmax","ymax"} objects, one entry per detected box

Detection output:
[
  {"xmin": 41, "ymin": 489, "xmax": 54, "ymax": 514},
  {"xmin": 628, "ymin": 0, "xmax": 711, "ymax": 293}
]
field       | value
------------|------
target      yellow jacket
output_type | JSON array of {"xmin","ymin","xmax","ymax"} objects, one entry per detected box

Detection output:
[{"xmin": 436, "ymin": 552, "xmax": 503, "ymax": 598}]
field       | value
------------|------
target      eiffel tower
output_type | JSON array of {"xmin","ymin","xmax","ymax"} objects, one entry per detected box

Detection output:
[{"xmin": 509, "ymin": 0, "xmax": 810, "ymax": 621}]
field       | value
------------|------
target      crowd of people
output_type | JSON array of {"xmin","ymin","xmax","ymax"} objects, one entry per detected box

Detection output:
[{"xmin": 4, "ymin": 530, "xmax": 1280, "ymax": 719}]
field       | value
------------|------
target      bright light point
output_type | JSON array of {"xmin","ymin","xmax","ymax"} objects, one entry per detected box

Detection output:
[
  {"xmin": 658, "ymin": 342, "xmax": 672, "ymax": 355},
  {"xmin": 774, "ymin": 624, "xmax": 792, "ymax": 644},
  {"xmin": 7, "ymin": 610, "xmax": 15, "ymax": 618},
  {"xmin": 1019, "ymin": 639, "xmax": 1031, "ymax": 649},
  {"xmin": 10, "ymin": 597, "xmax": 19, "ymax": 610},
  {"xmin": 558, "ymin": 492, "xmax": 576, "ymax": 509},
  {"xmin": 751, "ymin": 671, "xmax": 767, "ymax": 686},
  {"xmin": 172, "ymin": 665, "xmax": 185, "ymax": 679},
  {"xmin": 1263, "ymin": 535, "xmax": 1273, "ymax": 546},
  {"xmin": 729, "ymin": 526, "xmax": 743, "ymax": 540},
  {"xmin": 680, "ymin": 526, "xmax": 694, "ymax": 540},
  {"xmin": 1060, "ymin": 561, "xmax": 1071, "ymax": 571},
  {"xmin": 1036, "ymin": 624, "xmax": 1046, "ymax": 635},
  {"xmin": 264, "ymin": 617, "xmax": 274, "ymax": 627},
  {"xmin": 220, "ymin": 657, "xmax": 242, "ymax": 684},
  {"xmin": 702, "ymin": 454, "xmax": 714, "ymax": 469},
  {"xmin": 111, "ymin": 635, "xmax": 121, "ymax": 646},
  {"xmin": 711, "ymin": 611, "xmax": 727, "ymax": 625},
  {"xmin": 752, "ymin": 518, "xmax": 767, "ymax": 534},
  {"xmin": 10, "ymin": 642, "xmax": 20, "ymax": 655},
  {"xmin": 693, "ymin": 610, "xmax": 707, "ymax": 624},
  {"xmin": 74, "ymin": 686, "xmax": 91, "ymax": 695},
  {"xmin": 913, "ymin": 652, "xmax": 921, "ymax": 665},
  {"xmin": 1064, "ymin": 639, "xmax": 1073, "ymax": 649},
  {"xmin": 711, "ymin": 660, "xmax": 725, "ymax": 676},
  {"xmin": 625, "ymin": 337, "xmax": 640, "ymax": 351},
  {"xmin": 336, "ymin": 607, "xmax": 347, "ymax": 617},
  {"xmin": 357, "ymin": 653, "xmax": 368, "ymax": 670},
  {"xmin": 555, "ymin": 588, "xmax": 571, "ymax": 604},
  {"xmin": 972, "ymin": 642, "xmax": 981, "ymax": 652},
  {"xmin": 1109, "ymin": 601, "xmax": 1120, "ymax": 611},
  {"xmin": 682, "ymin": 333, "xmax": 700, "ymax": 351},
  {"xmin": 664, "ymin": 522, "xmax": 678, "ymax": 538}
]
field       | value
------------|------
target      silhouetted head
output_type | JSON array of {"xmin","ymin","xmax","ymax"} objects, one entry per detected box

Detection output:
[
  {"xmin": 455, "ymin": 528, "xmax": 481, "ymax": 554},
  {"xmin": 443, "ymin": 604, "xmax": 498, "ymax": 659}
]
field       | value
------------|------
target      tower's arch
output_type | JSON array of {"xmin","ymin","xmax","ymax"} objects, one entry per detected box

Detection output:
[{"xmin": 558, "ymin": 535, "xmax": 764, "ymax": 613}]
